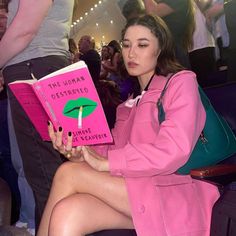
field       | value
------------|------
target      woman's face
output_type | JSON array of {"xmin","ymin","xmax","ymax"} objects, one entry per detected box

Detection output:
[
  {"xmin": 122, "ymin": 25, "xmax": 161, "ymax": 81},
  {"xmin": 101, "ymin": 46, "xmax": 110, "ymax": 60}
]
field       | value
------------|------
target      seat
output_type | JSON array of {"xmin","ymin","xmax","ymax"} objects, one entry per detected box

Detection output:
[{"xmin": 0, "ymin": 178, "xmax": 31, "ymax": 236}]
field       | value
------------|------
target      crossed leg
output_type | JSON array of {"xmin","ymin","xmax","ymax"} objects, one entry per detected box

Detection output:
[{"xmin": 37, "ymin": 161, "xmax": 134, "ymax": 236}]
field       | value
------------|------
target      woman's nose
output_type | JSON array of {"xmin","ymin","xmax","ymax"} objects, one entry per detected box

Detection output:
[{"xmin": 128, "ymin": 47, "xmax": 136, "ymax": 58}]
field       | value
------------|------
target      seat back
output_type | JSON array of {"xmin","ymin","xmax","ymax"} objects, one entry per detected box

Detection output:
[
  {"xmin": 204, "ymin": 82, "xmax": 236, "ymax": 164},
  {"xmin": 0, "ymin": 178, "xmax": 11, "ymax": 226}
]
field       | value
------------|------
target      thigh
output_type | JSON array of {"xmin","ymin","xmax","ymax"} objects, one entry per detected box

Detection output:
[
  {"xmin": 54, "ymin": 162, "xmax": 131, "ymax": 217},
  {"xmin": 49, "ymin": 193, "xmax": 134, "ymax": 236}
]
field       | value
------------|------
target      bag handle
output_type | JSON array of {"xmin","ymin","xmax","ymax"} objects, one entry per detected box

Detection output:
[{"xmin": 157, "ymin": 73, "xmax": 174, "ymax": 124}]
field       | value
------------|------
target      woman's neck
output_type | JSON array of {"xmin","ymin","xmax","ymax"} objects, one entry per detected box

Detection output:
[{"xmin": 138, "ymin": 73, "xmax": 155, "ymax": 91}]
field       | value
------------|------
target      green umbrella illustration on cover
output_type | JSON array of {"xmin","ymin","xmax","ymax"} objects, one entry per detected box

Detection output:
[{"xmin": 63, "ymin": 97, "xmax": 97, "ymax": 128}]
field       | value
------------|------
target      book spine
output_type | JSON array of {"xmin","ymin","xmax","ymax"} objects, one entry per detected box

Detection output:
[{"xmin": 32, "ymin": 83, "xmax": 61, "ymax": 129}]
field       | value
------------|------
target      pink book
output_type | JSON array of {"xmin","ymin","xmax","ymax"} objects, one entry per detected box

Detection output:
[{"xmin": 8, "ymin": 61, "xmax": 113, "ymax": 146}]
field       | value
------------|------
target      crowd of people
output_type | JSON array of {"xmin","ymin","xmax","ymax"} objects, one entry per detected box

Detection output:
[{"xmin": 0, "ymin": 0, "xmax": 235, "ymax": 236}]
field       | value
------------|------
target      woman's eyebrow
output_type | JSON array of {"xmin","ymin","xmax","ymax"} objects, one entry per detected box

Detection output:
[
  {"xmin": 123, "ymin": 38, "xmax": 150, "ymax": 42},
  {"xmin": 137, "ymin": 38, "xmax": 150, "ymax": 41}
]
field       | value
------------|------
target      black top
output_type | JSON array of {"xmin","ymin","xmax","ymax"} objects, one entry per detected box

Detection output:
[
  {"xmin": 160, "ymin": 0, "xmax": 189, "ymax": 45},
  {"xmin": 224, "ymin": 0, "xmax": 236, "ymax": 49},
  {"xmin": 159, "ymin": 0, "xmax": 191, "ymax": 68},
  {"xmin": 80, "ymin": 49, "xmax": 101, "ymax": 84}
]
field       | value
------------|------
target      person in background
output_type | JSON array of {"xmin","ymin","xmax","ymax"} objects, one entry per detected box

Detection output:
[
  {"xmin": 0, "ymin": 0, "xmax": 22, "ymax": 228},
  {"xmin": 221, "ymin": 0, "xmax": 236, "ymax": 82},
  {"xmin": 1, "ymin": 4, "xmax": 36, "ymax": 235},
  {"xmin": 37, "ymin": 14, "xmax": 219, "ymax": 236},
  {"xmin": 78, "ymin": 35, "xmax": 101, "ymax": 85},
  {"xmin": 8, "ymin": 105, "xmax": 36, "ymax": 235},
  {"xmin": 68, "ymin": 38, "xmax": 79, "ymax": 64},
  {"xmin": 102, "ymin": 40, "xmax": 121, "ymax": 82},
  {"xmin": 188, "ymin": 0, "xmax": 217, "ymax": 87},
  {"xmin": 105, "ymin": 39, "xmax": 134, "ymax": 101},
  {"xmin": 100, "ymin": 45, "xmax": 111, "ymax": 80},
  {"xmin": 122, "ymin": 0, "xmax": 145, "ymax": 21},
  {"xmin": 204, "ymin": 0, "xmax": 236, "ymax": 82},
  {"xmin": 96, "ymin": 79, "xmax": 122, "ymax": 129},
  {"xmin": 142, "ymin": 0, "xmax": 195, "ymax": 68},
  {"xmin": 0, "ymin": 0, "xmax": 77, "ymax": 231}
]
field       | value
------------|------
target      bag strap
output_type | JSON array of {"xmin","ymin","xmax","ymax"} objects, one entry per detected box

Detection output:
[
  {"xmin": 157, "ymin": 74, "xmax": 207, "ymax": 143},
  {"xmin": 157, "ymin": 73, "xmax": 175, "ymax": 124}
]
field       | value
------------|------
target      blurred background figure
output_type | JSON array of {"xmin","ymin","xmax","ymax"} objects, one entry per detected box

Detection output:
[
  {"xmin": 188, "ymin": 0, "xmax": 217, "ymax": 87},
  {"xmin": 68, "ymin": 38, "xmax": 79, "ymax": 64},
  {"xmin": 0, "ymin": 1, "xmax": 77, "ymax": 232},
  {"xmin": 122, "ymin": 0, "xmax": 145, "ymax": 21},
  {"xmin": 104, "ymin": 40, "xmax": 122, "ymax": 82},
  {"xmin": 0, "ymin": 0, "xmax": 21, "ymax": 228},
  {"xmin": 100, "ymin": 45, "xmax": 111, "ymax": 80},
  {"xmin": 223, "ymin": 0, "xmax": 236, "ymax": 82},
  {"xmin": 204, "ymin": 0, "xmax": 236, "ymax": 82},
  {"xmin": 78, "ymin": 35, "xmax": 101, "ymax": 84},
  {"xmin": 143, "ymin": 0, "xmax": 195, "ymax": 68}
]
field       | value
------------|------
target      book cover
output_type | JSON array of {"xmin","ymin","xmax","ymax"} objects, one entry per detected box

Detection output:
[{"xmin": 8, "ymin": 61, "xmax": 113, "ymax": 146}]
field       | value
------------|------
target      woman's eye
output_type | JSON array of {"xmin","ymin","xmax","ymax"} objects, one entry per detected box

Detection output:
[
  {"xmin": 138, "ymin": 44, "xmax": 148, "ymax": 48},
  {"xmin": 122, "ymin": 44, "xmax": 130, "ymax": 48}
]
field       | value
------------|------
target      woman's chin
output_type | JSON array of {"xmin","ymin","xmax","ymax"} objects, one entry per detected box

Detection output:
[{"xmin": 126, "ymin": 70, "xmax": 139, "ymax": 77}]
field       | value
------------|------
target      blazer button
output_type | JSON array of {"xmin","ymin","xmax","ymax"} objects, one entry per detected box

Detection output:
[{"xmin": 138, "ymin": 205, "xmax": 145, "ymax": 213}]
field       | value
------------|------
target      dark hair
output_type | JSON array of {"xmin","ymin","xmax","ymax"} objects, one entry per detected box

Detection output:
[
  {"xmin": 121, "ymin": 14, "xmax": 184, "ymax": 76},
  {"xmin": 107, "ymin": 40, "xmax": 121, "ymax": 54},
  {"xmin": 122, "ymin": 0, "xmax": 145, "ymax": 20}
]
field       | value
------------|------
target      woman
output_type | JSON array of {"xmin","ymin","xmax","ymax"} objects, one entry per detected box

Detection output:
[
  {"xmin": 102, "ymin": 40, "xmax": 122, "ymax": 82},
  {"xmin": 100, "ymin": 45, "xmax": 111, "ymax": 80},
  {"xmin": 37, "ymin": 14, "xmax": 219, "ymax": 236}
]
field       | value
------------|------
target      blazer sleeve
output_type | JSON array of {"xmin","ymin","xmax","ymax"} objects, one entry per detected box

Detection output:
[{"xmin": 108, "ymin": 72, "xmax": 206, "ymax": 177}]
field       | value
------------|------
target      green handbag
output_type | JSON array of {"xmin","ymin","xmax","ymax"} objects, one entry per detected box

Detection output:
[{"xmin": 157, "ymin": 76, "xmax": 236, "ymax": 175}]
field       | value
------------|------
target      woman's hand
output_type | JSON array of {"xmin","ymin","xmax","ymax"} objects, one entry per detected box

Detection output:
[
  {"xmin": 47, "ymin": 121, "xmax": 109, "ymax": 170},
  {"xmin": 48, "ymin": 121, "xmax": 84, "ymax": 162},
  {"xmin": 82, "ymin": 146, "xmax": 109, "ymax": 172}
]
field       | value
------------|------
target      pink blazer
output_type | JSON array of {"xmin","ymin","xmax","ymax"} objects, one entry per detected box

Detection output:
[{"xmin": 96, "ymin": 71, "xmax": 220, "ymax": 236}]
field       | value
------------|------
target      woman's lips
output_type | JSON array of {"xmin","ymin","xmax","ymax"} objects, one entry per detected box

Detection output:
[{"xmin": 127, "ymin": 62, "xmax": 138, "ymax": 68}]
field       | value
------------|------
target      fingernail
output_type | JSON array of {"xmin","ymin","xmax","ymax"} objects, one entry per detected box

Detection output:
[
  {"xmin": 68, "ymin": 131, "xmax": 72, "ymax": 136},
  {"xmin": 58, "ymin": 127, "xmax": 62, "ymax": 132}
]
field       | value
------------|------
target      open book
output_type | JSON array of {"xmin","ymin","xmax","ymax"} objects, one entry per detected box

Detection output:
[{"xmin": 8, "ymin": 61, "xmax": 113, "ymax": 146}]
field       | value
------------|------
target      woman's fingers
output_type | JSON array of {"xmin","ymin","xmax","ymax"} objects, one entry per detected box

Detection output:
[
  {"xmin": 47, "ymin": 122, "xmax": 85, "ymax": 161},
  {"xmin": 48, "ymin": 121, "xmax": 56, "ymax": 143},
  {"xmin": 55, "ymin": 126, "xmax": 63, "ymax": 147},
  {"xmin": 65, "ymin": 131, "xmax": 73, "ymax": 152}
]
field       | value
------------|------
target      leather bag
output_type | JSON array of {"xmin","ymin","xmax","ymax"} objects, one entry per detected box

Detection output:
[{"xmin": 157, "ymin": 76, "xmax": 236, "ymax": 175}]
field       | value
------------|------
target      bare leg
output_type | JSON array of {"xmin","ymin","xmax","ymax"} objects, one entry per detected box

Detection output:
[
  {"xmin": 37, "ymin": 162, "xmax": 133, "ymax": 236},
  {"xmin": 49, "ymin": 193, "xmax": 134, "ymax": 236}
]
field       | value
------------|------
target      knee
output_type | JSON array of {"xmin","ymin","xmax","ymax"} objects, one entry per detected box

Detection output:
[
  {"xmin": 48, "ymin": 199, "xmax": 69, "ymax": 235},
  {"xmin": 52, "ymin": 162, "xmax": 89, "ymax": 186},
  {"xmin": 49, "ymin": 196, "xmax": 87, "ymax": 235}
]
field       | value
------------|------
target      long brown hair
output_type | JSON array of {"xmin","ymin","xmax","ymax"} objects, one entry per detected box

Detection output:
[{"xmin": 121, "ymin": 14, "xmax": 184, "ymax": 76}]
